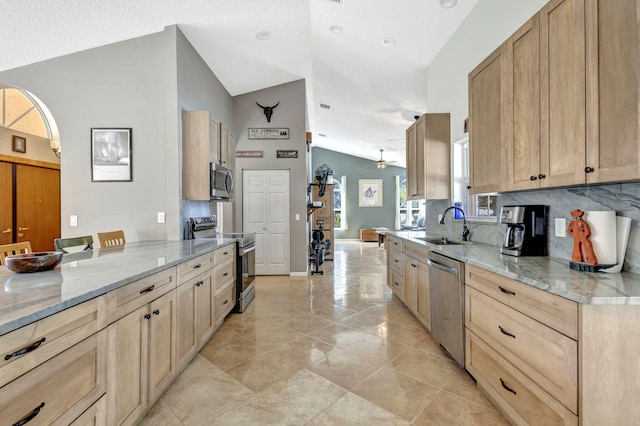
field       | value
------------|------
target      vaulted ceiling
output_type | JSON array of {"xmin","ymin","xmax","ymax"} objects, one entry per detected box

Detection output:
[{"xmin": 0, "ymin": 0, "xmax": 478, "ymax": 167}]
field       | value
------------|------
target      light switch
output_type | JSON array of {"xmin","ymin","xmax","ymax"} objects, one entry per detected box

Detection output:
[
  {"xmin": 157, "ymin": 212, "xmax": 165, "ymax": 223},
  {"xmin": 555, "ymin": 218, "xmax": 566, "ymax": 237},
  {"xmin": 70, "ymin": 215, "xmax": 78, "ymax": 227},
  {"xmin": 295, "ymin": 214, "xmax": 300, "ymax": 221}
]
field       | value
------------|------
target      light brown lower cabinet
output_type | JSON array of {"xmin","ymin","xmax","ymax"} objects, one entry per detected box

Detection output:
[
  {"xmin": 71, "ymin": 395, "xmax": 107, "ymax": 426},
  {"xmin": 0, "ymin": 330, "xmax": 107, "ymax": 426},
  {"xmin": 401, "ymin": 241, "xmax": 430, "ymax": 330},
  {"xmin": 107, "ymin": 289, "xmax": 177, "ymax": 426}
]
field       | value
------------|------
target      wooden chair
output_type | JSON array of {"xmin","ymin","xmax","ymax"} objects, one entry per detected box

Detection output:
[
  {"xmin": 97, "ymin": 230, "xmax": 126, "ymax": 248},
  {"xmin": 54, "ymin": 235, "xmax": 94, "ymax": 254},
  {"xmin": 0, "ymin": 241, "xmax": 32, "ymax": 265}
]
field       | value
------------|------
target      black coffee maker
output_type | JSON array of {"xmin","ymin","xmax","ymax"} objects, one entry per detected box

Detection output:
[{"xmin": 500, "ymin": 205, "xmax": 548, "ymax": 256}]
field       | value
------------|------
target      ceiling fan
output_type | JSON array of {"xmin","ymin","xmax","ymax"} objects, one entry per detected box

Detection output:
[{"xmin": 377, "ymin": 149, "xmax": 389, "ymax": 169}]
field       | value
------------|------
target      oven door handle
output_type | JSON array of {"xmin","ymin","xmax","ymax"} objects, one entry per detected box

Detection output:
[{"xmin": 239, "ymin": 245, "xmax": 256, "ymax": 256}]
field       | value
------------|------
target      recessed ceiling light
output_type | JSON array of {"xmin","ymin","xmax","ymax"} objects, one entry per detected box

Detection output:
[
  {"xmin": 330, "ymin": 25, "xmax": 343, "ymax": 33},
  {"xmin": 440, "ymin": 0, "xmax": 457, "ymax": 8},
  {"xmin": 382, "ymin": 38, "xmax": 396, "ymax": 47},
  {"xmin": 256, "ymin": 31, "xmax": 271, "ymax": 40}
]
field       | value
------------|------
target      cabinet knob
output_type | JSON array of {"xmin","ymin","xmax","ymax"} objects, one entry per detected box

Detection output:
[
  {"xmin": 538, "ymin": 174, "xmax": 545, "ymax": 179},
  {"xmin": 466, "ymin": 185, "xmax": 472, "ymax": 190},
  {"xmin": 585, "ymin": 166, "xmax": 595, "ymax": 173},
  {"xmin": 196, "ymin": 281, "xmax": 204, "ymax": 287},
  {"xmin": 153, "ymin": 309, "xmax": 160, "ymax": 315},
  {"xmin": 530, "ymin": 176, "xmax": 537, "ymax": 181},
  {"xmin": 144, "ymin": 314, "xmax": 151, "ymax": 320}
]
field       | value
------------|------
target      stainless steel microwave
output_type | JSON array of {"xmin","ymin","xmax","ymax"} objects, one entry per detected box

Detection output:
[{"xmin": 210, "ymin": 163, "xmax": 233, "ymax": 200}]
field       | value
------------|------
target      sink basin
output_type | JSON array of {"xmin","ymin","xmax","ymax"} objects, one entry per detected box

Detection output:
[{"xmin": 415, "ymin": 237, "xmax": 468, "ymax": 246}]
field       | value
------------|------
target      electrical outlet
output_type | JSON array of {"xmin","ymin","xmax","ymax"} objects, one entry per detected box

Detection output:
[
  {"xmin": 157, "ymin": 212, "xmax": 165, "ymax": 223},
  {"xmin": 555, "ymin": 218, "xmax": 566, "ymax": 237},
  {"xmin": 70, "ymin": 215, "xmax": 78, "ymax": 227}
]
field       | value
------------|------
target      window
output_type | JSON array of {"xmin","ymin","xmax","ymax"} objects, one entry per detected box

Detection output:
[
  {"xmin": 398, "ymin": 178, "xmax": 425, "ymax": 228},
  {"xmin": 333, "ymin": 176, "xmax": 348, "ymax": 230},
  {"xmin": 0, "ymin": 88, "xmax": 51, "ymax": 138},
  {"xmin": 453, "ymin": 137, "xmax": 498, "ymax": 219}
]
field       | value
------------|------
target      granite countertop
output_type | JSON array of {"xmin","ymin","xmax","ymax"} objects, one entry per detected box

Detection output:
[
  {"xmin": 0, "ymin": 239, "xmax": 236, "ymax": 336},
  {"xmin": 389, "ymin": 231, "xmax": 640, "ymax": 305}
]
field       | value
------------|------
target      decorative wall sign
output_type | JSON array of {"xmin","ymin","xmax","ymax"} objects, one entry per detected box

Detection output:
[
  {"xmin": 256, "ymin": 101, "xmax": 279, "ymax": 122},
  {"xmin": 91, "ymin": 128, "xmax": 132, "ymax": 182},
  {"xmin": 277, "ymin": 150, "xmax": 298, "ymax": 159},
  {"xmin": 12, "ymin": 135, "xmax": 26, "ymax": 153},
  {"xmin": 359, "ymin": 179, "xmax": 383, "ymax": 207},
  {"xmin": 236, "ymin": 150, "xmax": 264, "ymax": 158},
  {"xmin": 248, "ymin": 128, "xmax": 289, "ymax": 139}
]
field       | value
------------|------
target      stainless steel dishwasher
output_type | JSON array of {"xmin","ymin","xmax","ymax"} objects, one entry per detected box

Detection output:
[{"xmin": 428, "ymin": 251, "xmax": 465, "ymax": 366}]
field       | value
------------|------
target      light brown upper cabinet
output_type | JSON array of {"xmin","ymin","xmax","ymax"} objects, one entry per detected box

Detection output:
[
  {"xmin": 469, "ymin": 47, "xmax": 505, "ymax": 195},
  {"xmin": 585, "ymin": 0, "xmax": 640, "ymax": 183},
  {"xmin": 405, "ymin": 113, "xmax": 451, "ymax": 200}
]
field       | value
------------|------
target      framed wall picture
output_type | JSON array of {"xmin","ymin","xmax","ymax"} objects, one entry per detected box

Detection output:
[
  {"xmin": 12, "ymin": 135, "xmax": 26, "ymax": 153},
  {"xmin": 91, "ymin": 128, "xmax": 132, "ymax": 182},
  {"xmin": 359, "ymin": 179, "xmax": 383, "ymax": 207}
]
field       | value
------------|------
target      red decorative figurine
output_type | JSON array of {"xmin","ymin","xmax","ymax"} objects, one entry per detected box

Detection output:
[{"xmin": 567, "ymin": 209, "xmax": 598, "ymax": 265}]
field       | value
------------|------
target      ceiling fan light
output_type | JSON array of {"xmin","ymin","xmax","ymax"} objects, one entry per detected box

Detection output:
[{"xmin": 376, "ymin": 148, "xmax": 387, "ymax": 168}]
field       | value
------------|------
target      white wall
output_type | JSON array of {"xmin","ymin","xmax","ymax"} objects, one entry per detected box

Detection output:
[{"xmin": 426, "ymin": 0, "xmax": 548, "ymax": 142}]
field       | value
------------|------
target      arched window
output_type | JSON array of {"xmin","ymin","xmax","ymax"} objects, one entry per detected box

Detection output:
[{"xmin": 0, "ymin": 87, "xmax": 51, "ymax": 138}]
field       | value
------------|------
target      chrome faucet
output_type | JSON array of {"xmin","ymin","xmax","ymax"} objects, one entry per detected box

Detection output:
[{"xmin": 440, "ymin": 206, "xmax": 470, "ymax": 241}]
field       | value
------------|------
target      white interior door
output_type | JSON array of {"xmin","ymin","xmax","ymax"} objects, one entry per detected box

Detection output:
[{"xmin": 243, "ymin": 170, "xmax": 290, "ymax": 275}]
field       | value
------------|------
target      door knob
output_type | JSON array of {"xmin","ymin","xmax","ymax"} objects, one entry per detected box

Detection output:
[
  {"xmin": 1, "ymin": 228, "xmax": 11, "ymax": 234},
  {"xmin": 18, "ymin": 227, "xmax": 30, "ymax": 231}
]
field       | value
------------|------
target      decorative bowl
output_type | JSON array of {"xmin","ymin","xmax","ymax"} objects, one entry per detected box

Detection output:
[{"xmin": 5, "ymin": 251, "xmax": 64, "ymax": 273}]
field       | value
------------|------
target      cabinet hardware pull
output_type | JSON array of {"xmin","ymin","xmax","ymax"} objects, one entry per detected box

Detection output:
[
  {"xmin": 223, "ymin": 299, "xmax": 229, "ymax": 305},
  {"xmin": 153, "ymin": 309, "xmax": 160, "ymax": 315},
  {"xmin": 394, "ymin": 281, "xmax": 399, "ymax": 286},
  {"xmin": 4, "ymin": 337, "xmax": 46, "ymax": 361},
  {"xmin": 223, "ymin": 272, "xmax": 228, "ymax": 277},
  {"xmin": 466, "ymin": 185, "xmax": 472, "ymax": 190},
  {"xmin": 144, "ymin": 314, "xmax": 151, "ymax": 320},
  {"xmin": 394, "ymin": 259, "xmax": 399, "ymax": 263},
  {"xmin": 538, "ymin": 174, "xmax": 546, "ymax": 179},
  {"xmin": 224, "ymin": 251, "xmax": 228, "ymax": 255},
  {"xmin": 412, "ymin": 263, "xmax": 417, "ymax": 268},
  {"xmin": 196, "ymin": 281, "xmax": 204, "ymax": 287},
  {"xmin": 13, "ymin": 402, "xmax": 45, "ymax": 426},
  {"xmin": 530, "ymin": 175, "xmax": 537, "ymax": 181},
  {"xmin": 193, "ymin": 264, "xmax": 202, "ymax": 269},
  {"xmin": 498, "ymin": 326, "xmax": 516, "ymax": 339},
  {"xmin": 140, "ymin": 285, "xmax": 155, "ymax": 294},
  {"xmin": 500, "ymin": 378, "xmax": 517, "ymax": 395},
  {"xmin": 498, "ymin": 286, "xmax": 516, "ymax": 296},
  {"xmin": 585, "ymin": 166, "xmax": 595, "ymax": 173}
]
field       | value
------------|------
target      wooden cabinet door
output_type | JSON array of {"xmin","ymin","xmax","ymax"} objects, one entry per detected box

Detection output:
[
  {"xmin": 15, "ymin": 164, "xmax": 60, "ymax": 251},
  {"xmin": 540, "ymin": 0, "xmax": 586, "ymax": 188},
  {"xmin": 469, "ymin": 45, "xmax": 506, "ymax": 194},
  {"xmin": 585, "ymin": 0, "xmax": 640, "ymax": 183},
  {"xmin": 505, "ymin": 16, "xmax": 542, "ymax": 191},
  {"xmin": 196, "ymin": 270, "xmax": 215, "ymax": 349},
  {"xmin": 147, "ymin": 290, "xmax": 177, "ymax": 406},
  {"xmin": 107, "ymin": 306, "xmax": 148, "ymax": 426},
  {"xmin": 416, "ymin": 260, "xmax": 430, "ymax": 330},
  {"xmin": 176, "ymin": 281, "xmax": 197, "ymax": 372},
  {"xmin": 0, "ymin": 162, "xmax": 12, "ymax": 245},
  {"xmin": 403, "ymin": 256, "xmax": 418, "ymax": 311},
  {"xmin": 405, "ymin": 123, "xmax": 418, "ymax": 199},
  {"xmin": 424, "ymin": 114, "xmax": 451, "ymax": 200},
  {"xmin": 182, "ymin": 110, "xmax": 220, "ymax": 200},
  {"xmin": 413, "ymin": 115, "xmax": 426, "ymax": 199}
]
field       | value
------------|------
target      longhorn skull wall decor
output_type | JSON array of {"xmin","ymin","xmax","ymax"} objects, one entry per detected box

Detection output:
[{"xmin": 256, "ymin": 101, "xmax": 279, "ymax": 122}]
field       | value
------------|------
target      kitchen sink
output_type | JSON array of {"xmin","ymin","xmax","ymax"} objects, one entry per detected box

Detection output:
[{"xmin": 415, "ymin": 237, "xmax": 469, "ymax": 246}]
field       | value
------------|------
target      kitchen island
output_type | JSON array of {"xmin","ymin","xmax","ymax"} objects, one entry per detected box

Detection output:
[
  {"xmin": 387, "ymin": 231, "xmax": 640, "ymax": 426},
  {"xmin": 0, "ymin": 239, "xmax": 237, "ymax": 425}
]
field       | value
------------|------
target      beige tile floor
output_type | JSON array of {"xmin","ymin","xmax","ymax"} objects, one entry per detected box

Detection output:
[{"xmin": 141, "ymin": 240, "xmax": 509, "ymax": 425}]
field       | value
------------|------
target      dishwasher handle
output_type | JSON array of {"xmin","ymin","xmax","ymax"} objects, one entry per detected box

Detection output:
[{"xmin": 427, "ymin": 258, "xmax": 459, "ymax": 275}]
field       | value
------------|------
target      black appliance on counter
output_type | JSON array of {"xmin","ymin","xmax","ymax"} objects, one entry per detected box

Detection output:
[
  {"xmin": 187, "ymin": 216, "xmax": 256, "ymax": 313},
  {"xmin": 499, "ymin": 205, "xmax": 548, "ymax": 256}
]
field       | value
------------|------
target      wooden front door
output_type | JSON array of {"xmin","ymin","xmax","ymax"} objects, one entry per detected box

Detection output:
[{"xmin": 0, "ymin": 162, "xmax": 12, "ymax": 245}]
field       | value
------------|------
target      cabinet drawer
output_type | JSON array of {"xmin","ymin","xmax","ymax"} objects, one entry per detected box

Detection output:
[
  {"xmin": 213, "ymin": 244, "xmax": 235, "ymax": 265},
  {"xmin": 389, "ymin": 249, "xmax": 403, "ymax": 274},
  {"xmin": 214, "ymin": 281, "xmax": 235, "ymax": 321},
  {"xmin": 0, "ymin": 330, "xmax": 107, "ymax": 426},
  {"xmin": 106, "ymin": 267, "xmax": 176, "ymax": 323},
  {"xmin": 466, "ymin": 264, "xmax": 578, "ymax": 339},
  {"xmin": 71, "ymin": 395, "xmax": 106, "ymax": 426},
  {"xmin": 387, "ymin": 235, "xmax": 403, "ymax": 253},
  {"xmin": 0, "ymin": 296, "xmax": 103, "ymax": 386},
  {"xmin": 466, "ymin": 287, "xmax": 577, "ymax": 413},
  {"xmin": 213, "ymin": 258, "xmax": 235, "ymax": 291},
  {"xmin": 402, "ymin": 240, "xmax": 428, "ymax": 261},
  {"xmin": 178, "ymin": 252, "xmax": 215, "ymax": 283},
  {"xmin": 390, "ymin": 268, "xmax": 404, "ymax": 298},
  {"xmin": 466, "ymin": 331, "xmax": 578, "ymax": 426}
]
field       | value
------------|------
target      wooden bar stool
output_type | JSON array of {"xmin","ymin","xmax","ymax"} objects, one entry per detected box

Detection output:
[
  {"xmin": 0, "ymin": 241, "xmax": 32, "ymax": 265},
  {"xmin": 97, "ymin": 230, "xmax": 126, "ymax": 248}
]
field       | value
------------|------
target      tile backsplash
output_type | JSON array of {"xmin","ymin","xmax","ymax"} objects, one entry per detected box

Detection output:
[{"xmin": 425, "ymin": 183, "xmax": 640, "ymax": 274}]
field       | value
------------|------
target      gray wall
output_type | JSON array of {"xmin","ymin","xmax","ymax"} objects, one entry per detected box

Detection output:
[
  {"xmin": 232, "ymin": 80, "xmax": 309, "ymax": 274},
  {"xmin": 312, "ymin": 147, "xmax": 406, "ymax": 239}
]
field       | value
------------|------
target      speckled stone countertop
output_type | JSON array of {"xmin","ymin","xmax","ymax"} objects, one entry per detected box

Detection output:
[
  {"xmin": 389, "ymin": 231, "xmax": 640, "ymax": 305},
  {"xmin": 0, "ymin": 239, "xmax": 236, "ymax": 336}
]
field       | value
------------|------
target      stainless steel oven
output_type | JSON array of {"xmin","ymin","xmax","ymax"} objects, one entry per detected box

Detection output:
[{"xmin": 186, "ymin": 216, "xmax": 256, "ymax": 313}]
